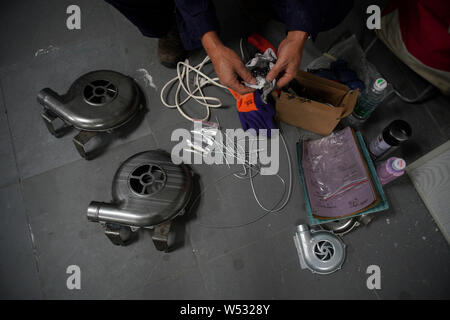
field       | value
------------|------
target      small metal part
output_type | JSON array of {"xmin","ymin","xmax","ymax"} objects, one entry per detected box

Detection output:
[
  {"xmin": 293, "ymin": 224, "xmax": 346, "ymax": 274},
  {"xmin": 104, "ymin": 223, "xmax": 136, "ymax": 246},
  {"xmin": 73, "ymin": 130, "xmax": 98, "ymax": 159},
  {"xmin": 41, "ymin": 109, "xmax": 71, "ymax": 138},
  {"xmin": 37, "ymin": 70, "xmax": 142, "ymax": 159},
  {"xmin": 320, "ymin": 217, "xmax": 360, "ymax": 236},
  {"xmin": 152, "ymin": 221, "xmax": 172, "ymax": 252},
  {"xmin": 358, "ymin": 214, "xmax": 374, "ymax": 226},
  {"xmin": 87, "ymin": 150, "xmax": 193, "ymax": 251},
  {"xmin": 320, "ymin": 214, "xmax": 373, "ymax": 236}
]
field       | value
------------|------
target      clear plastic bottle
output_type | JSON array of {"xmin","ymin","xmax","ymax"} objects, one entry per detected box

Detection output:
[{"xmin": 352, "ymin": 78, "xmax": 387, "ymax": 120}]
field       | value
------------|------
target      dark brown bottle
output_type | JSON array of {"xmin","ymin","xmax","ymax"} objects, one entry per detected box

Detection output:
[{"xmin": 369, "ymin": 120, "xmax": 412, "ymax": 157}]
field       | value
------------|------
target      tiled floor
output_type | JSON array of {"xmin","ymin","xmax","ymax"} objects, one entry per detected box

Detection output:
[
  {"xmin": 408, "ymin": 141, "xmax": 450, "ymax": 245},
  {"xmin": 0, "ymin": 0, "xmax": 449, "ymax": 299}
]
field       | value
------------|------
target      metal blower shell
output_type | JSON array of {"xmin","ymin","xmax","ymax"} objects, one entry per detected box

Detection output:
[{"xmin": 87, "ymin": 150, "xmax": 193, "ymax": 251}]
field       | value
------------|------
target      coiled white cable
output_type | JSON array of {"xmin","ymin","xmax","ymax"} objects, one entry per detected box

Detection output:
[{"xmin": 160, "ymin": 55, "xmax": 228, "ymax": 122}]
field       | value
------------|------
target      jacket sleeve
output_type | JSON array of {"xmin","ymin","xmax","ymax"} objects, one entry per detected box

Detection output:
[
  {"xmin": 174, "ymin": 0, "xmax": 219, "ymax": 41},
  {"xmin": 281, "ymin": 0, "xmax": 321, "ymax": 39}
]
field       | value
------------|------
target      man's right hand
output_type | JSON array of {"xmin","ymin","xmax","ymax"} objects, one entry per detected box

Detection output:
[{"xmin": 201, "ymin": 31, "xmax": 256, "ymax": 94}]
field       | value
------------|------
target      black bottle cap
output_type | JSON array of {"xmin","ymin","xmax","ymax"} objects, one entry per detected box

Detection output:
[{"xmin": 388, "ymin": 119, "xmax": 412, "ymax": 142}]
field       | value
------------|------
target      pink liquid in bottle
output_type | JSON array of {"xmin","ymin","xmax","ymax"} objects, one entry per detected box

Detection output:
[{"xmin": 376, "ymin": 157, "xmax": 406, "ymax": 186}]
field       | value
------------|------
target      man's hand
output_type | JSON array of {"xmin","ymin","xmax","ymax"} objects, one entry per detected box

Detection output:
[
  {"xmin": 266, "ymin": 31, "xmax": 308, "ymax": 88},
  {"xmin": 201, "ymin": 31, "xmax": 256, "ymax": 94}
]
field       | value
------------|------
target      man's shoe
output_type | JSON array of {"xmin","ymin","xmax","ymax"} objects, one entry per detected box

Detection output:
[{"xmin": 158, "ymin": 27, "xmax": 187, "ymax": 69}]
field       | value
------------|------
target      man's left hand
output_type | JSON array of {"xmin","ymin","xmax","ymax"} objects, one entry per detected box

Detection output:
[{"xmin": 266, "ymin": 30, "xmax": 308, "ymax": 88}]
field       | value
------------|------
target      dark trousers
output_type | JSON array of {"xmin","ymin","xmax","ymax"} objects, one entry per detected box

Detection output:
[{"xmin": 106, "ymin": 0, "xmax": 176, "ymax": 38}]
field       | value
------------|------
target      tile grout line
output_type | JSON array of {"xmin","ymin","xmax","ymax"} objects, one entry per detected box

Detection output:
[
  {"xmin": 0, "ymin": 78, "xmax": 45, "ymax": 299},
  {"xmin": 423, "ymin": 97, "xmax": 448, "ymax": 141},
  {"xmin": 19, "ymin": 131, "xmax": 157, "ymax": 183},
  {"xmin": 187, "ymin": 227, "xmax": 216, "ymax": 298},
  {"xmin": 105, "ymin": 2, "xmax": 130, "ymax": 70},
  {"xmin": 191, "ymin": 222, "xmax": 294, "ymax": 266}
]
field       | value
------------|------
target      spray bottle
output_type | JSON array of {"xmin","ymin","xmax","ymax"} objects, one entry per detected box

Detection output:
[
  {"xmin": 376, "ymin": 157, "xmax": 406, "ymax": 185},
  {"xmin": 369, "ymin": 119, "xmax": 412, "ymax": 158}
]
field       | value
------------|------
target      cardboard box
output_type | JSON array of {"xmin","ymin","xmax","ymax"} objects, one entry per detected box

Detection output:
[{"xmin": 272, "ymin": 70, "xmax": 359, "ymax": 136}]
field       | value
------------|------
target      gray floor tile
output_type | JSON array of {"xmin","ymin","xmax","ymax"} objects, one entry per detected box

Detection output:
[
  {"xmin": 198, "ymin": 239, "xmax": 281, "ymax": 299},
  {"xmin": 275, "ymin": 255, "xmax": 377, "ymax": 300},
  {"xmin": 263, "ymin": 226, "xmax": 303, "ymax": 274},
  {"xmin": 0, "ymin": 36, "xmax": 151, "ymax": 180},
  {"xmin": 408, "ymin": 144, "xmax": 450, "ymax": 227},
  {"xmin": 347, "ymin": 175, "xmax": 450, "ymax": 299},
  {"xmin": 0, "ymin": 0, "xmax": 115, "ymax": 68},
  {"xmin": 187, "ymin": 197, "xmax": 299, "ymax": 264},
  {"xmin": 0, "ymin": 85, "xmax": 19, "ymax": 188},
  {"xmin": 0, "ymin": 183, "xmax": 42, "ymax": 299},
  {"xmin": 122, "ymin": 267, "xmax": 209, "ymax": 299},
  {"xmin": 423, "ymin": 94, "xmax": 450, "ymax": 139}
]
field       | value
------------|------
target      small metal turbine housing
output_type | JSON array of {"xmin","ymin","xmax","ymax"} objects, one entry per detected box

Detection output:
[{"xmin": 293, "ymin": 224, "xmax": 346, "ymax": 274}]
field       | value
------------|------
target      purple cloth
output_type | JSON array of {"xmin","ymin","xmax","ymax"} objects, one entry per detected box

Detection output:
[{"xmin": 237, "ymin": 90, "xmax": 277, "ymax": 137}]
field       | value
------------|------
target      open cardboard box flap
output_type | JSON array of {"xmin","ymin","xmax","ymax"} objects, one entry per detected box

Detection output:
[{"xmin": 273, "ymin": 70, "xmax": 358, "ymax": 136}]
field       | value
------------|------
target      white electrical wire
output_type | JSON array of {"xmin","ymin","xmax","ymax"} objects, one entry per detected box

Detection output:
[
  {"xmin": 250, "ymin": 132, "xmax": 292, "ymax": 212},
  {"xmin": 190, "ymin": 129, "xmax": 293, "ymax": 229},
  {"xmin": 160, "ymin": 55, "xmax": 228, "ymax": 122},
  {"xmin": 239, "ymin": 38, "xmax": 245, "ymax": 62}
]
